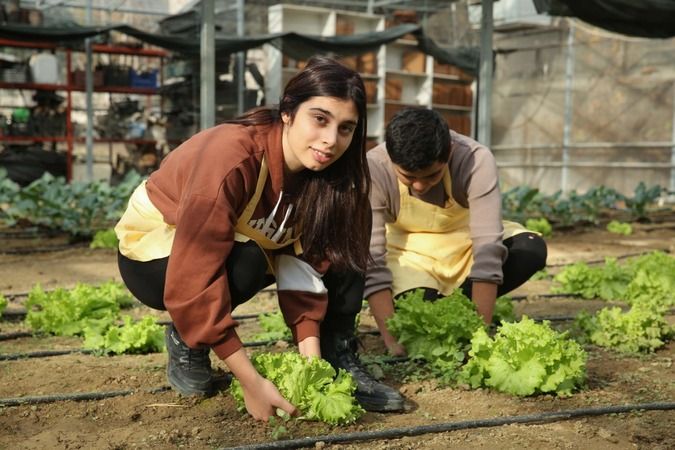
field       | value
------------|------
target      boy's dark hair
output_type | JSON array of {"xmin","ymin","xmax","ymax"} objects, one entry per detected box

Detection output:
[{"xmin": 385, "ymin": 108, "xmax": 450, "ymax": 171}]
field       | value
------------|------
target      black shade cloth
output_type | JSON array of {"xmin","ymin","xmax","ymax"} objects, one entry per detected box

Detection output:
[
  {"xmin": 534, "ymin": 0, "xmax": 675, "ymax": 38},
  {"xmin": 0, "ymin": 23, "xmax": 479, "ymax": 75}
]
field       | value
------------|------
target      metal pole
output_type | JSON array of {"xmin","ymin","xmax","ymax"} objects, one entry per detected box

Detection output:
[
  {"xmin": 476, "ymin": 0, "xmax": 493, "ymax": 147},
  {"xmin": 236, "ymin": 0, "xmax": 245, "ymax": 116},
  {"xmin": 367, "ymin": 0, "xmax": 374, "ymax": 14},
  {"xmin": 85, "ymin": 0, "xmax": 94, "ymax": 181},
  {"xmin": 562, "ymin": 20, "xmax": 576, "ymax": 194},
  {"xmin": 670, "ymin": 82, "xmax": 675, "ymax": 199},
  {"xmin": 200, "ymin": 0, "xmax": 215, "ymax": 130}
]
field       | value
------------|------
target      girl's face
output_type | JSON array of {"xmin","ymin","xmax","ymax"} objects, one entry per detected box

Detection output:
[{"xmin": 281, "ymin": 96, "xmax": 359, "ymax": 174}]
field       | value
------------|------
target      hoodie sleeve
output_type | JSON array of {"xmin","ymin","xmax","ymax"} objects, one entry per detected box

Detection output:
[{"xmin": 161, "ymin": 162, "xmax": 254, "ymax": 361}]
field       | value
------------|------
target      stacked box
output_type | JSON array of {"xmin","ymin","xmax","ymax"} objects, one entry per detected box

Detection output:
[
  {"xmin": 402, "ymin": 51, "xmax": 425, "ymax": 73},
  {"xmin": 336, "ymin": 16, "xmax": 355, "ymax": 36},
  {"xmin": 358, "ymin": 52, "xmax": 377, "ymax": 74},
  {"xmin": 338, "ymin": 56, "xmax": 358, "ymax": 70},
  {"xmin": 385, "ymin": 78, "xmax": 402, "ymax": 101},
  {"xmin": 363, "ymin": 80, "xmax": 378, "ymax": 104}
]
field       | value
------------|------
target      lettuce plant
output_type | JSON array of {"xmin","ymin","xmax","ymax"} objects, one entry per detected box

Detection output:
[
  {"xmin": 387, "ymin": 289, "xmax": 485, "ymax": 382},
  {"xmin": 575, "ymin": 303, "xmax": 673, "ymax": 354},
  {"xmin": 84, "ymin": 315, "xmax": 165, "ymax": 354},
  {"xmin": 460, "ymin": 316, "xmax": 587, "ymax": 397},
  {"xmin": 229, "ymin": 352, "xmax": 364, "ymax": 425}
]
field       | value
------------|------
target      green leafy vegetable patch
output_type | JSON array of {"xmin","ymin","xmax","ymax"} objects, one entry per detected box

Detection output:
[
  {"xmin": 387, "ymin": 289, "xmax": 485, "ymax": 382},
  {"xmin": 229, "ymin": 352, "xmax": 364, "ymax": 425}
]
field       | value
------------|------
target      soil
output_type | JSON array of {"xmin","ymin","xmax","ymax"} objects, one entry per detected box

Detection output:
[{"xmin": 0, "ymin": 222, "xmax": 674, "ymax": 450}]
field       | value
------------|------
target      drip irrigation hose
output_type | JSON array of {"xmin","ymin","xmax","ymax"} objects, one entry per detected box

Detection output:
[
  {"xmin": 0, "ymin": 242, "xmax": 89, "ymax": 255},
  {"xmin": 3, "ymin": 310, "xmax": 278, "ymax": 322},
  {"xmin": 546, "ymin": 248, "xmax": 670, "ymax": 268},
  {"xmin": 0, "ymin": 349, "xmax": 96, "ymax": 361},
  {"xmin": 0, "ymin": 336, "xmax": 298, "ymax": 360},
  {"xmin": 223, "ymin": 401, "xmax": 675, "ymax": 450},
  {"xmin": 0, "ymin": 385, "xmax": 171, "ymax": 407},
  {"xmin": 0, "ymin": 229, "xmax": 64, "ymax": 239},
  {"xmin": 0, "ymin": 331, "xmax": 32, "ymax": 341}
]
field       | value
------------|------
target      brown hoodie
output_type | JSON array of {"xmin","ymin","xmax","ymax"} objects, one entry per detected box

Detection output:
[{"xmin": 144, "ymin": 121, "xmax": 327, "ymax": 360}]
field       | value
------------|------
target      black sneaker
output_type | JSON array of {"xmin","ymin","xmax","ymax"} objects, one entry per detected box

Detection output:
[
  {"xmin": 164, "ymin": 323, "xmax": 214, "ymax": 396},
  {"xmin": 321, "ymin": 333, "xmax": 405, "ymax": 412}
]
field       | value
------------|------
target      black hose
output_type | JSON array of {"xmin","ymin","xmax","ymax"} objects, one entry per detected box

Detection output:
[
  {"xmin": 0, "ymin": 349, "xmax": 96, "ymax": 361},
  {"xmin": 222, "ymin": 401, "xmax": 675, "ymax": 450},
  {"xmin": 0, "ymin": 331, "xmax": 32, "ymax": 341},
  {"xmin": 0, "ymin": 336, "xmax": 288, "ymax": 360},
  {"xmin": 546, "ymin": 249, "xmax": 670, "ymax": 268},
  {"xmin": 0, "ymin": 242, "xmax": 89, "ymax": 255},
  {"xmin": 0, "ymin": 385, "xmax": 171, "ymax": 407},
  {"xmin": 510, "ymin": 293, "xmax": 583, "ymax": 301}
]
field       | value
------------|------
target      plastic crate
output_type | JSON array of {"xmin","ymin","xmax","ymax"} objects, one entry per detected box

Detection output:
[{"xmin": 130, "ymin": 69, "xmax": 158, "ymax": 88}]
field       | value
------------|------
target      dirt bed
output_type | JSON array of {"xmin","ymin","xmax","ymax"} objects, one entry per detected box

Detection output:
[{"xmin": 0, "ymin": 224, "xmax": 674, "ymax": 449}]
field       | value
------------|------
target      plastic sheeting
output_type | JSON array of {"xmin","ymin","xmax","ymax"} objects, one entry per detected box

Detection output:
[
  {"xmin": 0, "ymin": 23, "xmax": 479, "ymax": 75},
  {"xmin": 534, "ymin": 0, "xmax": 675, "ymax": 38}
]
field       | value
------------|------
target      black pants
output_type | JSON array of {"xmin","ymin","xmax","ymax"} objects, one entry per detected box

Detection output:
[
  {"xmin": 394, "ymin": 232, "xmax": 547, "ymax": 301},
  {"xmin": 117, "ymin": 240, "xmax": 364, "ymax": 334}
]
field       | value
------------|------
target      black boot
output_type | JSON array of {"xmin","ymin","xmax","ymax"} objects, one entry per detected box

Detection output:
[
  {"xmin": 165, "ymin": 323, "xmax": 214, "ymax": 396},
  {"xmin": 321, "ymin": 332, "xmax": 405, "ymax": 412}
]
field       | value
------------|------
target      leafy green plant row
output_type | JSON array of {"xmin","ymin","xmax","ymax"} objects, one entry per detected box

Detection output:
[
  {"xmin": 550, "ymin": 251, "xmax": 674, "ymax": 354},
  {"xmin": 21, "ymin": 281, "xmax": 164, "ymax": 355},
  {"xmin": 0, "ymin": 168, "xmax": 141, "ymax": 237},
  {"xmin": 1, "ymin": 168, "xmax": 665, "ymax": 237},
  {"xmin": 386, "ymin": 290, "xmax": 587, "ymax": 397},
  {"xmin": 503, "ymin": 182, "xmax": 665, "ymax": 228},
  {"xmin": 552, "ymin": 251, "xmax": 674, "ymax": 307}
]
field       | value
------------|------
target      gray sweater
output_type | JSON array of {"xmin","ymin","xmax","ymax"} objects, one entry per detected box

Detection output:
[{"xmin": 365, "ymin": 130, "xmax": 508, "ymax": 298}]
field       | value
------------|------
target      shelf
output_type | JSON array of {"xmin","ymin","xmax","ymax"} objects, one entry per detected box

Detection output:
[
  {"xmin": 384, "ymin": 100, "xmax": 424, "ymax": 107},
  {"xmin": 392, "ymin": 38, "xmax": 418, "ymax": 47},
  {"xmin": 432, "ymin": 73, "xmax": 465, "ymax": 82},
  {"xmin": 434, "ymin": 73, "xmax": 473, "ymax": 84},
  {"xmin": 0, "ymin": 81, "xmax": 68, "ymax": 91},
  {"xmin": 386, "ymin": 69, "xmax": 427, "ymax": 79},
  {"xmin": 0, "ymin": 136, "xmax": 158, "ymax": 145},
  {"xmin": 432, "ymin": 104, "xmax": 472, "ymax": 112},
  {"xmin": 0, "ymin": 81, "xmax": 159, "ymax": 95},
  {"xmin": 0, "ymin": 135, "xmax": 68, "ymax": 143},
  {"xmin": 74, "ymin": 138, "xmax": 158, "ymax": 145},
  {"xmin": 92, "ymin": 44, "xmax": 167, "ymax": 57}
]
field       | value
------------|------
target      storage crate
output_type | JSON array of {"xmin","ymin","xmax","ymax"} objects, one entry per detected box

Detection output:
[{"xmin": 130, "ymin": 69, "xmax": 159, "ymax": 88}]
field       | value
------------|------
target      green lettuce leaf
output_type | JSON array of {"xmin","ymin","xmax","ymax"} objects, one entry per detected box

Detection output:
[
  {"xmin": 460, "ymin": 316, "xmax": 587, "ymax": 397},
  {"xmin": 229, "ymin": 352, "xmax": 364, "ymax": 425}
]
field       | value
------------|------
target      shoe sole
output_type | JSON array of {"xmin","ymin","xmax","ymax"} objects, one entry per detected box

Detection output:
[{"xmin": 356, "ymin": 393, "xmax": 405, "ymax": 412}]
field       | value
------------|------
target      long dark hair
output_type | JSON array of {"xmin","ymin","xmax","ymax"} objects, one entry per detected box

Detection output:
[{"xmin": 227, "ymin": 56, "xmax": 371, "ymax": 273}]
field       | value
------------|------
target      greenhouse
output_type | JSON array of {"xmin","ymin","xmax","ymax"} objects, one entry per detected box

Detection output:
[{"xmin": 0, "ymin": 1, "xmax": 673, "ymax": 449}]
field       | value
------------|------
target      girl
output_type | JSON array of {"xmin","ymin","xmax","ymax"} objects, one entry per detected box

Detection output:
[{"xmin": 115, "ymin": 56, "xmax": 401, "ymax": 420}]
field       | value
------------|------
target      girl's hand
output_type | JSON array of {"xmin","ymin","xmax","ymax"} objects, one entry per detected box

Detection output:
[
  {"xmin": 241, "ymin": 375, "xmax": 297, "ymax": 421},
  {"xmin": 224, "ymin": 348, "xmax": 297, "ymax": 421}
]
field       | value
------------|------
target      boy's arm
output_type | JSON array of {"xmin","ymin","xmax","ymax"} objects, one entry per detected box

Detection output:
[
  {"xmin": 471, "ymin": 281, "xmax": 498, "ymax": 325},
  {"xmin": 367, "ymin": 289, "xmax": 406, "ymax": 356}
]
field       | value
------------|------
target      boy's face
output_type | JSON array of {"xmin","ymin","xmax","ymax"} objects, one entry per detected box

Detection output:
[{"xmin": 393, "ymin": 160, "xmax": 447, "ymax": 196}]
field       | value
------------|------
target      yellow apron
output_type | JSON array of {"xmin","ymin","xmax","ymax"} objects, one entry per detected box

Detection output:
[
  {"xmin": 116, "ymin": 156, "xmax": 301, "ymax": 269},
  {"xmin": 386, "ymin": 168, "xmax": 525, "ymax": 296}
]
